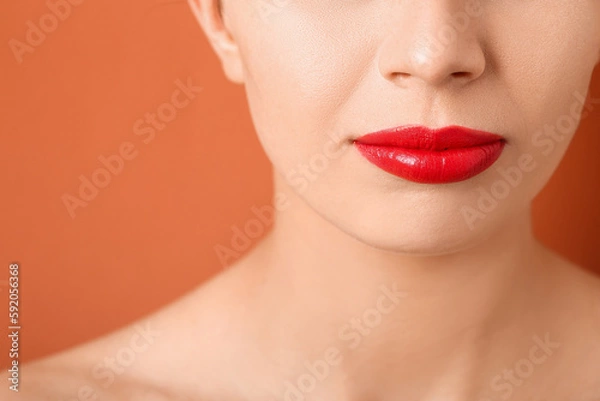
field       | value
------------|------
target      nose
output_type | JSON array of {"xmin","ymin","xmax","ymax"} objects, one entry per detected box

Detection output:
[{"xmin": 378, "ymin": 2, "xmax": 487, "ymax": 88}]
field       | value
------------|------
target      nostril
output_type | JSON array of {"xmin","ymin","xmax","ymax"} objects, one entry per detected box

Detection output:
[
  {"xmin": 451, "ymin": 71, "xmax": 471, "ymax": 79},
  {"xmin": 392, "ymin": 72, "xmax": 412, "ymax": 79}
]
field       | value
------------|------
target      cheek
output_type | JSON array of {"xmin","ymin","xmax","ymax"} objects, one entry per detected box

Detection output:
[
  {"xmin": 491, "ymin": 2, "xmax": 599, "ymax": 114},
  {"xmin": 237, "ymin": 11, "xmax": 376, "ymax": 173},
  {"xmin": 487, "ymin": 3, "xmax": 599, "ymax": 173}
]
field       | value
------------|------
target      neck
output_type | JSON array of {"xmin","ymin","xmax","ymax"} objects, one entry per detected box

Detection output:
[{"xmin": 249, "ymin": 174, "xmax": 551, "ymax": 400}]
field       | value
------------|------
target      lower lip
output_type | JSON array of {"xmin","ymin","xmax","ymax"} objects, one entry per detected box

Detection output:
[{"xmin": 354, "ymin": 138, "xmax": 505, "ymax": 184}]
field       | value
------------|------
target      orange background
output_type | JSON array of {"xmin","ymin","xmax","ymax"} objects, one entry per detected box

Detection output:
[{"xmin": 1, "ymin": 1, "xmax": 599, "ymax": 367}]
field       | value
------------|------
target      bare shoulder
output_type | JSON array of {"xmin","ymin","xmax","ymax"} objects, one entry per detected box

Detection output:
[
  {"xmin": 542, "ymin": 253, "xmax": 600, "ymax": 398},
  {"xmin": 0, "ymin": 317, "xmax": 178, "ymax": 401},
  {"xmin": 0, "ymin": 258, "xmax": 266, "ymax": 401},
  {"xmin": 548, "ymin": 254, "xmax": 600, "ymax": 331}
]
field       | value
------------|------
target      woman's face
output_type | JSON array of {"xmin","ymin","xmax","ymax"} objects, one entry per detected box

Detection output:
[{"xmin": 193, "ymin": 0, "xmax": 600, "ymax": 254}]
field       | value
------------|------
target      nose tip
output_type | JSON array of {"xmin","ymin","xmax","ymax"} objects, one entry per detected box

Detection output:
[
  {"xmin": 415, "ymin": 40, "xmax": 485, "ymax": 85},
  {"xmin": 379, "ymin": 16, "xmax": 487, "ymax": 87}
]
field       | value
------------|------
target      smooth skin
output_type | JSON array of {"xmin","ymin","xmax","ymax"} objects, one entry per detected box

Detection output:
[{"xmin": 5, "ymin": 0, "xmax": 600, "ymax": 400}]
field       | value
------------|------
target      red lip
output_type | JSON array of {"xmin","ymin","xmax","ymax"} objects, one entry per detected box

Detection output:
[{"xmin": 353, "ymin": 125, "xmax": 506, "ymax": 184}]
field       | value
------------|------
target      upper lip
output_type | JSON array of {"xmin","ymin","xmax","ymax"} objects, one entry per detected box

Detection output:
[{"xmin": 353, "ymin": 125, "xmax": 506, "ymax": 151}]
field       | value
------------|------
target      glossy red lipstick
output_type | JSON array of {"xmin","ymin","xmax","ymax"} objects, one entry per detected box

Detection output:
[{"xmin": 353, "ymin": 125, "xmax": 506, "ymax": 184}]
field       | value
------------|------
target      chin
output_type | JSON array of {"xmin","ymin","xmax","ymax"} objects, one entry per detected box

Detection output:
[
  {"xmin": 348, "ymin": 212, "xmax": 499, "ymax": 256},
  {"xmin": 312, "ymin": 187, "xmax": 522, "ymax": 257}
]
